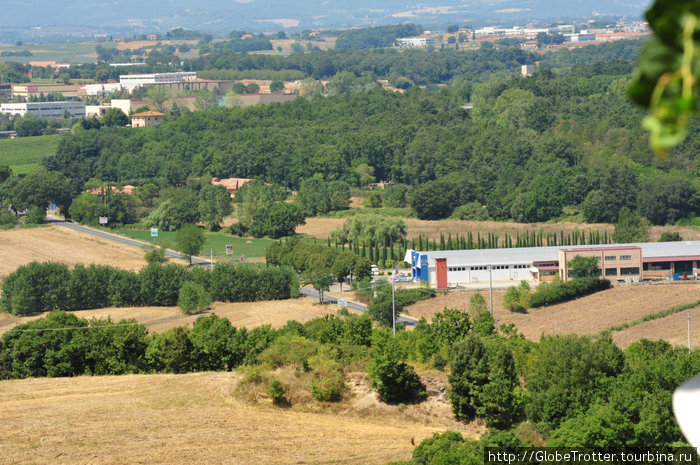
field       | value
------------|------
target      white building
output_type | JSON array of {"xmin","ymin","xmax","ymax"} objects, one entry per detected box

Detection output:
[
  {"xmin": 406, "ymin": 241, "xmax": 700, "ymax": 288},
  {"xmin": 81, "ymin": 83, "xmax": 126, "ymax": 97},
  {"xmin": 397, "ymin": 37, "xmax": 435, "ymax": 47},
  {"xmin": 85, "ymin": 105, "xmax": 112, "ymax": 118},
  {"xmin": 119, "ymin": 72, "xmax": 197, "ymax": 89},
  {"xmin": 0, "ymin": 101, "xmax": 86, "ymax": 118},
  {"xmin": 564, "ymin": 32, "xmax": 596, "ymax": 43}
]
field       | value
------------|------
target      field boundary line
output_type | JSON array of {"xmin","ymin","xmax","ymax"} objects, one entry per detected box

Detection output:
[{"xmin": 598, "ymin": 299, "xmax": 700, "ymax": 336}]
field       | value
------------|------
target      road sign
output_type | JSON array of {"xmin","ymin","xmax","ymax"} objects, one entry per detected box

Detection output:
[
  {"xmin": 226, "ymin": 244, "xmax": 233, "ymax": 256},
  {"xmin": 151, "ymin": 227, "xmax": 158, "ymax": 237},
  {"xmin": 49, "ymin": 202, "xmax": 56, "ymax": 212},
  {"xmin": 99, "ymin": 217, "xmax": 108, "ymax": 225},
  {"xmin": 337, "ymin": 299, "xmax": 348, "ymax": 308}
]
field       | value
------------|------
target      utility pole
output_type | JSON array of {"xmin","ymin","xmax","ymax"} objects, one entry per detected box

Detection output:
[
  {"xmin": 489, "ymin": 265, "xmax": 493, "ymax": 317},
  {"xmin": 392, "ymin": 271, "xmax": 396, "ymax": 339},
  {"xmin": 688, "ymin": 311, "xmax": 691, "ymax": 352},
  {"xmin": 210, "ymin": 250, "xmax": 214, "ymax": 271}
]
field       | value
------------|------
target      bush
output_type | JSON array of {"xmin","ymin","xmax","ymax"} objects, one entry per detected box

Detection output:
[
  {"xmin": 310, "ymin": 356, "xmax": 346, "ymax": 402},
  {"xmin": 177, "ymin": 282, "xmax": 212, "ymax": 314},
  {"xmin": 25, "ymin": 205, "xmax": 46, "ymax": 224},
  {"xmin": 267, "ymin": 378, "xmax": 287, "ymax": 405},
  {"xmin": 369, "ymin": 348, "xmax": 427, "ymax": 404},
  {"xmin": 529, "ymin": 277, "xmax": 611, "ymax": 308},
  {"xmin": 503, "ymin": 281, "xmax": 531, "ymax": 313}
]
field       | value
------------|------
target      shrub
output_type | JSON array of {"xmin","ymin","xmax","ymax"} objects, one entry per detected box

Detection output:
[
  {"xmin": 25, "ymin": 205, "xmax": 45, "ymax": 224},
  {"xmin": 177, "ymin": 282, "xmax": 212, "ymax": 314},
  {"xmin": 529, "ymin": 277, "xmax": 611, "ymax": 308},
  {"xmin": 310, "ymin": 356, "xmax": 345, "ymax": 402},
  {"xmin": 145, "ymin": 326, "xmax": 194, "ymax": 373},
  {"xmin": 503, "ymin": 281, "xmax": 531, "ymax": 313},
  {"xmin": 369, "ymin": 348, "xmax": 427, "ymax": 404},
  {"xmin": 267, "ymin": 378, "xmax": 287, "ymax": 405}
]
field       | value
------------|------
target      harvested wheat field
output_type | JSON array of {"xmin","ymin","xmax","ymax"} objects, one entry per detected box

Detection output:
[
  {"xmin": 405, "ymin": 284, "xmax": 700, "ymax": 346},
  {"xmin": 0, "ymin": 297, "xmax": 339, "ymax": 336},
  {"xmin": 297, "ymin": 217, "xmax": 699, "ymax": 243},
  {"xmin": 0, "ymin": 371, "xmax": 473, "ymax": 465},
  {"xmin": 0, "ymin": 226, "xmax": 148, "ymax": 281},
  {"xmin": 613, "ymin": 305, "xmax": 700, "ymax": 348}
]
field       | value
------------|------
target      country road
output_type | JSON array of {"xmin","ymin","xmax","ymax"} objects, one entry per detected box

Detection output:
[
  {"xmin": 299, "ymin": 287, "xmax": 418, "ymax": 327},
  {"xmin": 46, "ymin": 218, "xmax": 212, "ymax": 266},
  {"xmin": 47, "ymin": 219, "xmax": 394, "ymax": 321}
]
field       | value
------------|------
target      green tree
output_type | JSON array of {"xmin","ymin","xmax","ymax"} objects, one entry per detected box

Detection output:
[
  {"xmin": 270, "ymin": 80, "xmax": 285, "ymax": 93},
  {"xmin": 102, "ymin": 108, "xmax": 130, "ymax": 127},
  {"xmin": 568, "ymin": 256, "xmax": 600, "ymax": 278},
  {"xmin": 613, "ymin": 208, "xmax": 650, "ymax": 243},
  {"xmin": 331, "ymin": 250, "xmax": 356, "ymax": 291},
  {"xmin": 410, "ymin": 179, "xmax": 459, "ymax": 220},
  {"xmin": 198, "ymin": 184, "xmax": 233, "ymax": 230},
  {"xmin": 383, "ymin": 184, "xmax": 407, "ymax": 208},
  {"xmin": 363, "ymin": 190, "xmax": 383, "ymax": 208},
  {"xmin": 468, "ymin": 292, "xmax": 487, "ymax": 313},
  {"xmin": 12, "ymin": 168, "xmax": 73, "ymax": 215},
  {"xmin": 175, "ymin": 224, "xmax": 206, "ymax": 264},
  {"xmin": 478, "ymin": 344, "xmax": 521, "ymax": 429},
  {"xmin": 249, "ymin": 202, "xmax": 305, "ymax": 238},
  {"xmin": 234, "ymin": 180, "xmax": 286, "ymax": 229},
  {"xmin": 449, "ymin": 335, "xmax": 490, "ymax": 422},
  {"xmin": 369, "ymin": 333, "xmax": 427, "ymax": 404}
]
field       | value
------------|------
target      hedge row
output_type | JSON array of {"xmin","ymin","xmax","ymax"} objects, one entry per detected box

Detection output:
[
  {"xmin": 529, "ymin": 277, "xmax": 612, "ymax": 308},
  {"xmin": 0, "ymin": 310, "xmax": 373, "ymax": 380},
  {"xmin": 0, "ymin": 261, "xmax": 299, "ymax": 315}
]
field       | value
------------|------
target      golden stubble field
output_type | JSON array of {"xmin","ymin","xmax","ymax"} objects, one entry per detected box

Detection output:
[
  {"xmin": 297, "ymin": 217, "xmax": 700, "ymax": 243},
  {"xmin": 405, "ymin": 283, "xmax": 700, "ymax": 348},
  {"xmin": 0, "ymin": 371, "xmax": 479, "ymax": 465},
  {"xmin": 0, "ymin": 297, "xmax": 340, "ymax": 336},
  {"xmin": 0, "ymin": 226, "xmax": 149, "ymax": 282}
]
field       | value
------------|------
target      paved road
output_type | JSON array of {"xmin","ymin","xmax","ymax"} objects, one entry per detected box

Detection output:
[
  {"xmin": 299, "ymin": 287, "xmax": 418, "ymax": 327},
  {"xmin": 46, "ymin": 218, "xmax": 212, "ymax": 266},
  {"xmin": 48, "ymin": 219, "xmax": 413, "ymax": 325}
]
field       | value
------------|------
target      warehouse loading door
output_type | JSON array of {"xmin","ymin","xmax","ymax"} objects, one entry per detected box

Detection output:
[{"xmin": 436, "ymin": 258, "xmax": 447, "ymax": 289}]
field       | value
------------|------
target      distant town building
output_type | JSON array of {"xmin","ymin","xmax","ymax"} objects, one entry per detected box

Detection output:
[
  {"xmin": 219, "ymin": 93, "xmax": 298, "ymax": 108},
  {"xmin": 211, "ymin": 177, "xmax": 253, "ymax": 196},
  {"xmin": 521, "ymin": 64, "xmax": 536, "ymax": 76},
  {"xmin": 0, "ymin": 101, "xmax": 86, "ymax": 118},
  {"xmin": 110, "ymin": 98, "xmax": 147, "ymax": 115},
  {"xmin": 80, "ymin": 83, "xmax": 126, "ymax": 97},
  {"xmin": 11, "ymin": 83, "xmax": 81, "ymax": 100},
  {"xmin": 85, "ymin": 105, "xmax": 112, "ymax": 118},
  {"xmin": 119, "ymin": 72, "xmax": 197, "ymax": 89},
  {"xmin": 397, "ymin": 37, "xmax": 435, "ymax": 47},
  {"xmin": 130, "ymin": 110, "xmax": 164, "ymax": 127},
  {"xmin": 564, "ymin": 32, "xmax": 596, "ymax": 43}
]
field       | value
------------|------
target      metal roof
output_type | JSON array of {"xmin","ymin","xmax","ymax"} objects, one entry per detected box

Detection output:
[{"xmin": 408, "ymin": 241, "xmax": 700, "ymax": 268}]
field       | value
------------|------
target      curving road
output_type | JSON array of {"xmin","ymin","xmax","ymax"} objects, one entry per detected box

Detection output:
[
  {"xmin": 299, "ymin": 287, "xmax": 418, "ymax": 327},
  {"xmin": 48, "ymin": 218, "xmax": 409, "ymax": 323}
]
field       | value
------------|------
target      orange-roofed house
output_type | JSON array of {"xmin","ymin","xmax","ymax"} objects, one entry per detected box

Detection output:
[
  {"xmin": 131, "ymin": 110, "xmax": 164, "ymax": 127},
  {"xmin": 211, "ymin": 177, "xmax": 253, "ymax": 196}
]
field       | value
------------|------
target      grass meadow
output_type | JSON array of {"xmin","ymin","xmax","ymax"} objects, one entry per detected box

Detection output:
[{"xmin": 0, "ymin": 134, "xmax": 62, "ymax": 175}]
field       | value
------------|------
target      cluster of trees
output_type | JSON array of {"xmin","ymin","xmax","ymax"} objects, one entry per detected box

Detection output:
[
  {"xmin": 0, "ymin": 261, "xmax": 298, "ymax": 315},
  {"xmin": 265, "ymin": 236, "xmax": 372, "ymax": 297},
  {"xmin": 1, "ymin": 293, "xmax": 697, "ymax": 458},
  {"xmin": 335, "ymin": 24, "xmax": 424, "ymax": 50}
]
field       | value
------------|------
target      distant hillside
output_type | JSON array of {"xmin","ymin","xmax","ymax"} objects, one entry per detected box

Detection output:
[{"xmin": 3, "ymin": 0, "xmax": 647, "ymax": 36}]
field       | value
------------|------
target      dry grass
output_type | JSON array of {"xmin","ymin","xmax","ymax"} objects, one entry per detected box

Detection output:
[
  {"xmin": 0, "ymin": 297, "xmax": 340, "ymax": 336},
  {"xmin": 297, "ymin": 216, "xmax": 700, "ymax": 242},
  {"xmin": 612, "ymin": 304, "xmax": 700, "ymax": 348},
  {"xmin": 0, "ymin": 226, "xmax": 149, "ymax": 282},
  {"xmin": 405, "ymin": 283, "xmax": 700, "ymax": 347},
  {"xmin": 0, "ymin": 370, "xmax": 477, "ymax": 465}
]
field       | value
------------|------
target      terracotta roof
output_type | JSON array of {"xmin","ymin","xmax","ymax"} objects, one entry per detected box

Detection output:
[
  {"xmin": 211, "ymin": 177, "xmax": 253, "ymax": 195},
  {"xmin": 131, "ymin": 111, "xmax": 164, "ymax": 117}
]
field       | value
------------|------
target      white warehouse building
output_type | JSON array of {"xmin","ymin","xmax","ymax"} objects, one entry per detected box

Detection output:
[
  {"xmin": 0, "ymin": 101, "xmax": 86, "ymax": 118},
  {"xmin": 119, "ymin": 72, "xmax": 197, "ymax": 89},
  {"xmin": 405, "ymin": 241, "xmax": 700, "ymax": 288}
]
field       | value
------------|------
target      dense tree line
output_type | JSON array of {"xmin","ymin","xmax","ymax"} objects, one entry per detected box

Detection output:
[
  {"xmin": 0, "ymin": 261, "xmax": 298, "ymax": 315},
  {"xmin": 42, "ymin": 57, "xmax": 698, "ymax": 225},
  {"xmin": 335, "ymin": 24, "xmax": 423, "ymax": 50}
]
